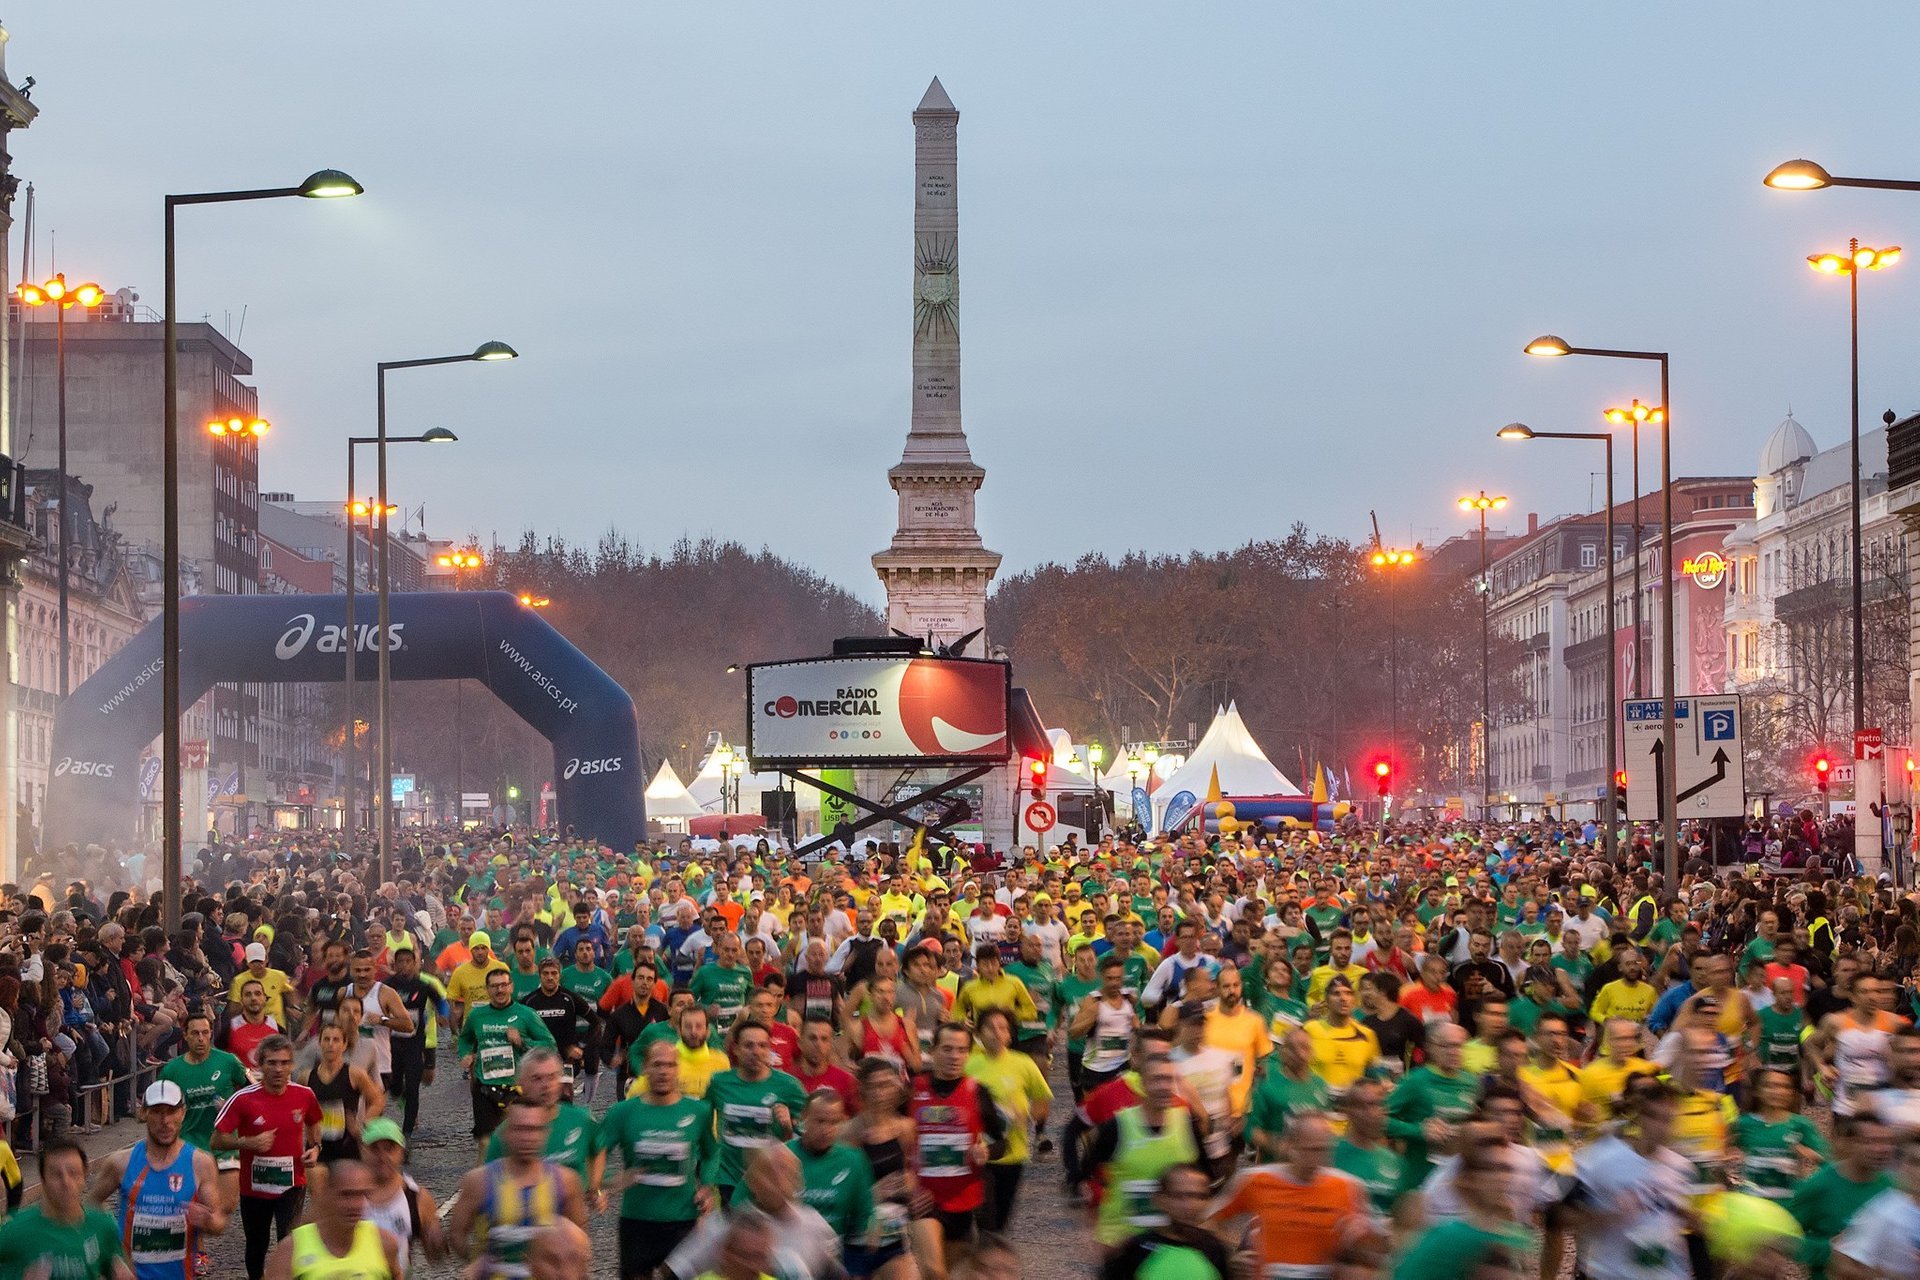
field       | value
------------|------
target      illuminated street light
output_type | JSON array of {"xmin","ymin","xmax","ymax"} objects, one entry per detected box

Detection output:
[
  {"xmin": 519, "ymin": 593, "xmax": 551, "ymax": 609},
  {"xmin": 1807, "ymin": 237, "xmax": 1901, "ymax": 739},
  {"xmin": 207, "ymin": 416, "xmax": 270, "ymax": 439},
  {"xmin": 161, "ymin": 166, "xmax": 363, "ymax": 930},
  {"xmin": 1370, "ymin": 542, "xmax": 1419, "ymax": 777},
  {"xmin": 17, "ymin": 271, "xmax": 107, "ymax": 698},
  {"xmin": 1521, "ymin": 331, "xmax": 1677, "ymax": 881},
  {"xmin": 1496, "ymin": 424, "xmax": 1618, "ymax": 861},
  {"xmin": 1764, "ymin": 158, "xmax": 1920, "ymax": 193}
]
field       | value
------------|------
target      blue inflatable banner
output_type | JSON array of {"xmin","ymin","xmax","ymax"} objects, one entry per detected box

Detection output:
[{"xmin": 44, "ymin": 590, "xmax": 645, "ymax": 852}]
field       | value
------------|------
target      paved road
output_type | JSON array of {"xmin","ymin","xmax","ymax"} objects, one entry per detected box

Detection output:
[{"xmin": 152, "ymin": 1056, "xmax": 1092, "ymax": 1278}]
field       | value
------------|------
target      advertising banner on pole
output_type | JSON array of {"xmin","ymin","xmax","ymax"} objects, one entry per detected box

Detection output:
[{"xmin": 746, "ymin": 655, "xmax": 1011, "ymax": 767}]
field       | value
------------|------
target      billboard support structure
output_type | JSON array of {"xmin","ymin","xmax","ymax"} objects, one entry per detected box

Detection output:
[
  {"xmin": 747, "ymin": 647, "xmax": 1044, "ymax": 855},
  {"xmin": 784, "ymin": 764, "xmax": 994, "ymax": 859}
]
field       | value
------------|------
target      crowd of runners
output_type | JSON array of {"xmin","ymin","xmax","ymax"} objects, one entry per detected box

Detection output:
[{"xmin": 0, "ymin": 813, "xmax": 1911, "ymax": 1280}]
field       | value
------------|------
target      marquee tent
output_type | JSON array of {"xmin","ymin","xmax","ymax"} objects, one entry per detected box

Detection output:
[
  {"xmin": 1152, "ymin": 701, "xmax": 1300, "ymax": 831},
  {"xmin": 644, "ymin": 761, "xmax": 703, "ymax": 819}
]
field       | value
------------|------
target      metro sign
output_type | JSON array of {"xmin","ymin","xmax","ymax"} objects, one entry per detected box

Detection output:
[{"xmin": 1681, "ymin": 552, "xmax": 1728, "ymax": 589}]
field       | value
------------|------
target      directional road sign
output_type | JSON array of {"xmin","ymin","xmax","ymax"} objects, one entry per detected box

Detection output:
[{"xmin": 1623, "ymin": 695, "xmax": 1747, "ymax": 820}]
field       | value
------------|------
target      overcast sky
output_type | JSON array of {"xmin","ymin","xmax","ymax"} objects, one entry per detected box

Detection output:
[{"xmin": 11, "ymin": 3, "xmax": 1920, "ymax": 601}]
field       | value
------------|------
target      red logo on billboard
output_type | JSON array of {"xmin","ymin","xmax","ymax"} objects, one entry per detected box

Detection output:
[
  {"xmin": 774, "ymin": 696, "xmax": 798, "ymax": 718},
  {"xmin": 898, "ymin": 658, "xmax": 1008, "ymax": 757}
]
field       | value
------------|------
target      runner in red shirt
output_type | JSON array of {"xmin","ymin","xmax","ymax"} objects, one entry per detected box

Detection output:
[
  {"xmin": 211, "ymin": 1034, "xmax": 321, "ymax": 1280},
  {"xmin": 910, "ymin": 1024, "xmax": 1006, "ymax": 1270},
  {"xmin": 790, "ymin": 1015, "xmax": 859, "ymax": 1114},
  {"xmin": 1400, "ymin": 954, "xmax": 1460, "ymax": 1038},
  {"xmin": 222, "ymin": 978, "xmax": 282, "ymax": 1069},
  {"xmin": 747, "ymin": 987, "xmax": 801, "ymax": 1071}
]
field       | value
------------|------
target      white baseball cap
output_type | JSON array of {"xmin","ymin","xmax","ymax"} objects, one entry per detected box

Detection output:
[{"xmin": 144, "ymin": 1080, "xmax": 184, "ymax": 1108}]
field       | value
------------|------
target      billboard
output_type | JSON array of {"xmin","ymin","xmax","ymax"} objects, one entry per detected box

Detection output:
[{"xmin": 748, "ymin": 655, "xmax": 1012, "ymax": 767}]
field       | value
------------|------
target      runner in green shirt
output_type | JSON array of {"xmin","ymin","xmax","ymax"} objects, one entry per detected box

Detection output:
[
  {"xmin": 688, "ymin": 932, "xmax": 753, "ymax": 1032},
  {"xmin": 1332, "ymin": 1078, "xmax": 1405, "ymax": 1216},
  {"xmin": 1059, "ymin": 947, "xmax": 1101, "ymax": 1096},
  {"xmin": 456, "ymin": 968, "xmax": 557, "ymax": 1087},
  {"xmin": 1756, "ymin": 990, "xmax": 1809, "ymax": 1070},
  {"xmin": 592, "ymin": 1039, "xmax": 717, "ymax": 1276},
  {"xmin": 157, "ymin": 1011, "xmax": 250, "ymax": 1154},
  {"xmin": 789, "ymin": 1092, "xmax": 874, "ymax": 1242},
  {"xmin": 1004, "ymin": 934, "xmax": 1058, "ymax": 1047},
  {"xmin": 0, "ymin": 1144, "xmax": 128, "ymax": 1280},
  {"xmin": 484, "ymin": 1048, "xmax": 597, "ymax": 1179},
  {"xmin": 1385, "ymin": 1024, "xmax": 1481, "ymax": 1193},
  {"xmin": 703, "ymin": 1022, "xmax": 808, "ymax": 1198},
  {"xmin": 1244, "ymin": 1029, "xmax": 1331, "ymax": 1163}
]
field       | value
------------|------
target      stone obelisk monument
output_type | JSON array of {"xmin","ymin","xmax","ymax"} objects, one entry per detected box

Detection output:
[{"xmin": 872, "ymin": 77, "xmax": 1001, "ymax": 655}]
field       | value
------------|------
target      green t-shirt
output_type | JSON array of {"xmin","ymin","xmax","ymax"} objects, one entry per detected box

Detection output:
[
  {"xmin": 1550, "ymin": 953, "xmax": 1593, "ymax": 988},
  {"xmin": 0, "ymin": 1205, "xmax": 123, "ymax": 1280},
  {"xmin": 158, "ymin": 1048, "xmax": 250, "ymax": 1150},
  {"xmin": 485, "ymin": 1101, "xmax": 597, "ymax": 1178},
  {"xmin": 1386, "ymin": 1067, "xmax": 1482, "ymax": 1189},
  {"xmin": 1004, "ymin": 961, "xmax": 1057, "ymax": 1037},
  {"xmin": 509, "ymin": 965, "xmax": 544, "ymax": 999},
  {"xmin": 689, "ymin": 964, "xmax": 753, "ymax": 1031},
  {"xmin": 1757, "ymin": 1004, "xmax": 1808, "ymax": 1070},
  {"xmin": 559, "ymin": 966, "xmax": 611, "ymax": 1036},
  {"xmin": 1645, "ymin": 918, "xmax": 1682, "ymax": 950},
  {"xmin": 1333, "ymin": 1137, "xmax": 1405, "ymax": 1215},
  {"xmin": 1244, "ymin": 1067, "xmax": 1330, "ymax": 1145},
  {"xmin": 455, "ymin": 1001, "xmax": 557, "ymax": 1085},
  {"xmin": 703, "ymin": 1069, "xmax": 809, "ymax": 1189},
  {"xmin": 1732, "ymin": 1112, "xmax": 1825, "ymax": 1200},
  {"xmin": 592, "ymin": 1094, "xmax": 715, "ymax": 1222},
  {"xmin": 1789, "ymin": 1162, "xmax": 1895, "ymax": 1280},
  {"xmin": 1393, "ymin": 1219, "xmax": 1533, "ymax": 1280},
  {"xmin": 1059, "ymin": 974, "xmax": 1100, "ymax": 1052},
  {"xmin": 789, "ymin": 1139, "xmax": 875, "ymax": 1240},
  {"xmin": 1741, "ymin": 936, "xmax": 1776, "ymax": 978}
]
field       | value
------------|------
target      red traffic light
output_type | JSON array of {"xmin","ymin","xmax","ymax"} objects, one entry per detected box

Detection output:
[
  {"xmin": 1370, "ymin": 757, "xmax": 1393, "ymax": 796},
  {"xmin": 1027, "ymin": 756, "xmax": 1048, "ymax": 797},
  {"xmin": 1813, "ymin": 752, "xmax": 1833, "ymax": 791},
  {"xmin": 1613, "ymin": 770, "xmax": 1628, "ymax": 789}
]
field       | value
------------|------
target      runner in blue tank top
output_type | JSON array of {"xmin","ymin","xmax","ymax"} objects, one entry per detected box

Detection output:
[{"xmin": 88, "ymin": 1081, "xmax": 230, "ymax": 1280}]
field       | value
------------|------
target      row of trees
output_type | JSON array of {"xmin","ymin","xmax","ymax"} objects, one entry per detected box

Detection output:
[
  {"xmin": 379, "ymin": 534, "xmax": 880, "ymax": 812},
  {"xmin": 987, "ymin": 526, "xmax": 1530, "ymax": 797}
]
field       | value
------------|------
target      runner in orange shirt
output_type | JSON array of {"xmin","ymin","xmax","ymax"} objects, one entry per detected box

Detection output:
[{"xmin": 1206, "ymin": 1110, "xmax": 1379, "ymax": 1279}]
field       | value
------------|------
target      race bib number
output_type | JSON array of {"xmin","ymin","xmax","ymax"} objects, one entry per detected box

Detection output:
[
  {"xmin": 319, "ymin": 1100, "xmax": 347, "ymax": 1141},
  {"xmin": 250, "ymin": 1154, "xmax": 295, "ymax": 1196},
  {"xmin": 128, "ymin": 1211, "xmax": 187, "ymax": 1263},
  {"xmin": 919, "ymin": 1131, "xmax": 970, "ymax": 1176},
  {"xmin": 478, "ymin": 1042, "xmax": 517, "ymax": 1084}
]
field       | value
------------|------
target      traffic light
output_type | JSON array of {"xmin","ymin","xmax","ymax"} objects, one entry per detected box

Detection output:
[
  {"xmin": 1813, "ymin": 752, "xmax": 1832, "ymax": 793},
  {"xmin": 1613, "ymin": 770, "xmax": 1629, "ymax": 820},
  {"xmin": 1371, "ymin": 758, "xmax": 1393, "ymax": 797},
  {"xmin": 1027, "ymin": 757, "xmax": 1048, "ymax": 799}
]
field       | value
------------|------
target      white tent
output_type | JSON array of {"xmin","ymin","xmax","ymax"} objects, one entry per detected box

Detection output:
[
  {"xmin": 644, "ymin": 761, "xmax": 703, "ymax": 819},
  {"xmin": 688, "ymin": 746, "xmax": 787, "ymax": 815},
  {"xmin": 1153, "ymin": 702, "xmax": 1300, "ymax": 831}
]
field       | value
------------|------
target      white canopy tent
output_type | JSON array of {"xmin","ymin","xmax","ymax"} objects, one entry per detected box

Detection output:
[
  {"xmin": 644, "ymin": 761, "xmax": 704, "ymax": 820},
  {"xmin": 1153, "ymin": 702, "xmax": 1300, "ymax": 831}
]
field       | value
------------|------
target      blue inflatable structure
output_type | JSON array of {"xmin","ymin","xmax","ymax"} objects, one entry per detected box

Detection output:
[{"xmin": 43, "ymin": 591, "xmax": 645, "ymax": 851}]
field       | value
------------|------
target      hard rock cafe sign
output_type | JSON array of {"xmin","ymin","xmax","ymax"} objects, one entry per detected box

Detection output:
[{"xmin": 1681, "ymin": 551, "xmax": 1728, "ymax": 589}]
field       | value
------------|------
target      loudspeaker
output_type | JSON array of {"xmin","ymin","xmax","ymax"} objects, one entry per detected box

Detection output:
[{"xmin": 760, "ymin": 792, "xmax": 797, "ymax": 823}]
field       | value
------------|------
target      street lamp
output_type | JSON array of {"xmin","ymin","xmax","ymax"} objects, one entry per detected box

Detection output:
[
  {"xmin": 374, "ymin": 343, "xmax": 516, "ymax": 888},
  {"xmin": 343, "ymin": 429, "xmax": 457, "ymax": 850},
  {"xmin": 518, "ymin": 593, "xmax": 551, "ymax": 609},
  {"xmin": 1602, "ymin": 399, "xmax": 1664, "ymax": 698},
  {"xmin": 17, "ymin": 273, "xmax": 106, "ymax": 698},
  {"xmin": 1458, "ymin": 493, "xmax": 1507, "ymax": 819},
  {"xmin": 161, "ymin": 168, "xmax": 362, "ymax": 931},
  {"xmin": 1764, "ymin": 159, "xmax": 1920, "ymax": 193},
  {"xmin": 1525, "ymin": 333, "xmax": 1678, "ymax": 884},
  {"xmin": 1807, "ymin": 239, "xmax": 1900, "ymax": 737},
  {"xmin": 1368, "ymin": 545, "xmax": 1418, "ymax": 775},
  {"xmin": 1498, "ymin": 424, "xmax": 1618, "ymax": 862},
  {"xmin": 728, "ymin": 756, "xmax": 747, "ymax": 815}
]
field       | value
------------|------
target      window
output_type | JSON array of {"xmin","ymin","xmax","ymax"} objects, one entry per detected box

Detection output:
[{"xmin": 1580, "ymin": 543, "xmax": 1597, "ymax": 569}]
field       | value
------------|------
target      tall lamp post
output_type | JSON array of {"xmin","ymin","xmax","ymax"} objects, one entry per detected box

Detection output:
[
  {"xmin": 162, "ymin": 168, "xmax": 362, "ymax": 931},
  {"xmin": 1807, "ymin": 240, "xmax": 1900, "ymax": 735},
  {"xmin": 1525, "ymin": 334, "xmax": 1677, "ymax": 884},
  {"xmin": 1602, "ymin": 399, "xmax": 1663, "ymax": 697},
  {"xmin": 1368, "ymin": 546, "xmax": 1418, "ymax": 774},
  {"xmin": 15, "ymin": 273, "xmax": 105, "ymax": 697},
  {"xmin": 1459, "ymin": 492, "xmax": 1507, "ymax": 821},
  {"xmin": 373, "ymin": 344, "xmax": 515, "ymax": 888},
  {"xmin": 344, "ymin": 428, "xmax": 455, "ymax": 845},
  {"xmin": 1498, "ymin": 425, "xmax": 1618, "ymax": 862},
  {"xmin": 436, "ymin": 546, "xmax": 484, "ymax": 819}
]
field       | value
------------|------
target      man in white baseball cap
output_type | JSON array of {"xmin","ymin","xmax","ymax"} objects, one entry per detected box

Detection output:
[{"xmin": 88, "ymin": 1079, "xmax": 231, "ymax": 1273}]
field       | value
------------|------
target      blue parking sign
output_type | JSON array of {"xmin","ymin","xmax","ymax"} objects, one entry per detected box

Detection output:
[{"xmin": 1703, "ymin": 709, "xmax": 1736, "ymax": 741}]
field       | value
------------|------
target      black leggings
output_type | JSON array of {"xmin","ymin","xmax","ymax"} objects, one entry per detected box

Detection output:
[
  {"xmin": 240, "ymin": 1190, "xmax": 305, "ymax": 1280},
  {"xmin": 981, "ymin": 1163, "xmax": 1024, "ymax": 1232}
]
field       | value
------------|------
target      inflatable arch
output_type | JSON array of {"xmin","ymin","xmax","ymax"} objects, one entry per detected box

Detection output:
[{"xmin": 43, "ymin": 590, "xmax": 646, "ymax": 851}]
